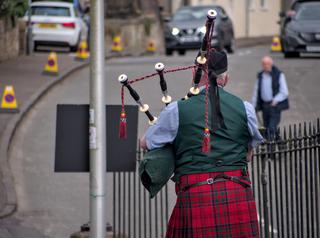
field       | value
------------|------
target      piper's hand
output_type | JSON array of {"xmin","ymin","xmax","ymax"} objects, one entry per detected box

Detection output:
[{"xmin": 140, "ymin": 136, "xmax": 147, "ymax": 150}]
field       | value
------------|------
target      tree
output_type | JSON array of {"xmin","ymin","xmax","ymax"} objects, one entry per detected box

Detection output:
[{"xmin": 0, "ymin": 0, "xmax": 28, "ymax": 19}]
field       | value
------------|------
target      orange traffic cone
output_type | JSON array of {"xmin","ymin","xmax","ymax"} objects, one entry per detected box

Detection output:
[
  {"xmin": 75, "ymin": 41, "xmax": 89, "ymax": 61},
  {"xmin": 0, "ymin": 85, "xmax": 19, "ymax": 113},
  {"xmin": 43, "ymin": 52, "xmax": 59, "ymax": 76},
  {"xmin": 271, "ymin": 36, "xmax": 282, "ymax": 52},
  {"xmin": 146, "ymin": 40, "xmax": 156, "ymax": 54},
  {"xmin": 111, "ymin": 36, "xmax": 123, "ymax": 52}
]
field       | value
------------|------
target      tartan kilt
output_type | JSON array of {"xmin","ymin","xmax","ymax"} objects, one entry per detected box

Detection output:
[{"xmin": 166, "ymin": 170, "xmax": 260, "ymax": 238}]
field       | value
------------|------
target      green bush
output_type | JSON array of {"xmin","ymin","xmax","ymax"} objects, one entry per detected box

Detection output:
[{"xmin": 0, "ymin": 0, "xmax": 28, "ymax": 18}]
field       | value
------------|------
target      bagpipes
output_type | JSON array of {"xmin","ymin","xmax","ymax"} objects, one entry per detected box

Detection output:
[{"xmin": 118, "ymin": 9, "xmax": 218, "ymax": 153}]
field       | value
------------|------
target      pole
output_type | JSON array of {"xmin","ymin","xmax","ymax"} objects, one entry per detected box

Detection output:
[
  {"xmin": 26, "ymin": 0, "xmax": 33, "ymax": 55},
  {"xmin": 89, "ymin": 0, "xmax": 106, "ymax": 237}
]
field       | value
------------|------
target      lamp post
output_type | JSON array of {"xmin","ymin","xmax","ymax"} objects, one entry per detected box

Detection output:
[
  {"xmin": 89, "ymin": 0, "xmax": 106, "ymax": 237},
  {"xmin": 26, "ymin": 0, "xmax": 33, "ymax": 55}
]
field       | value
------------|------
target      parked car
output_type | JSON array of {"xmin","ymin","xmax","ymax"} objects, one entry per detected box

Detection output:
[
  {"xmin": 164, "ymin": 5, "xmax": 235, "ymax": 55},
  {"xmin": 24, "ymin": 1, "xmax": 86, "ymax": 52},
  {"xmin": 280, "ymin": 1, "xmax": 320, "ymax": 57},
  {"xmin": 291, "ymin": 0, "xmax": 320, "ymax": 10}
]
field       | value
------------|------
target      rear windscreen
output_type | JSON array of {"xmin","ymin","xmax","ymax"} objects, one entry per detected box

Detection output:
[{"xmin": 31, "ymin": 6, "xmax": 71, "ymax": 17}]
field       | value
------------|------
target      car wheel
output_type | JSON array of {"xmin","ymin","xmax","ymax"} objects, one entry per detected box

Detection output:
[
  {"xmin": 33, "ymin": 42, "xmax": 38, "ymax": 52},
  {"xmin": 165, "ymin": 48, "xmax": 173, "ymax": 56},
  {"xmin": 70, "ymin": 44, "xmax": 78, "ymax": 52},
  {"xmin": 70, "ymin": 35, "xmax": 81, "ymax": 52},
  {"xmin": 284, "ymin": 51, "xmax": 300, "ymax": 58},
  {"xmin": 178, "ymin": 49, "xmax": 186, "ymax": 55}
]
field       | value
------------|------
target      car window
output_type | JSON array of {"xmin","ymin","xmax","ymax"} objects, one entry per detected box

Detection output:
[
  {"xmin": 173, "ymin": 8, "xmax": 218, "ymax": 21},
  {"xmin": 31, "ymin": 6, "xmax": 71, "ymax": 17},
  {"xmin": 296, "ymin": 4, "xmax": 320, "ymax": 20}
]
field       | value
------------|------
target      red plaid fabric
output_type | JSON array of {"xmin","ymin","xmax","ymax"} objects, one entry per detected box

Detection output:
[{"xmin": 166, "ymin": 170, "xmax": 260, "ymax": 238}]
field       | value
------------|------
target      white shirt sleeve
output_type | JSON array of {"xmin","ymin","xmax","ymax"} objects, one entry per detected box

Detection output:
[
  {"xmin": 145, "ymin": 102, "xmax": 179, "ymax": 150},
  {"xmin": 244, "ymin": 101, "xmax": 264, "ymax": 148},
  {"xmin": 251, "ymin": 80, "xmax": 259, "ymax": 108}
]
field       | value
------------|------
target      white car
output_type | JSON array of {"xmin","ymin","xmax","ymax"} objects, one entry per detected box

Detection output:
[{"xmin": 24, "ymin": 1, "xmax": 86, "ymax": 52}]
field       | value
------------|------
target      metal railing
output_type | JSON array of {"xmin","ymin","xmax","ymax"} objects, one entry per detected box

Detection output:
[
  {"xmin": 111, "ymin": 118, "xmax": 320, "ymax": 238},
  {"xmin": 250, "ymin": 119, "xmax": 320, "ymax": 238},
  {"xmin": 111, "ymin": 148, "xmax": 169, "ymax": 238}
]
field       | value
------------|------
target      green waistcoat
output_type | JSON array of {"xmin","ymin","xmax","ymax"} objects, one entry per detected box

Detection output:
[{"xmin": 172, "ymin": 87, "xmax": 250, "ymax": 181}]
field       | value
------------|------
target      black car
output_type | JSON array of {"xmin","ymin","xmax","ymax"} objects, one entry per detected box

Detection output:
[
  {"xmin": 291, "ymin": 0, "xmax": 319, "ymax": 10},
  {"xmin": 280, "ymin": 1, "xmax": 320, "ymax": 57},
  {"xmin": 164, "ymin": 5, "xmax": 235, "ymax": 55}
]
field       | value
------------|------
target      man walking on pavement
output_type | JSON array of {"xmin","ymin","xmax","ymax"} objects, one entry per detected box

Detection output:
[
  {"xmin": 141, "ymin": 51, "xmax": 263, "ymax": 238},
  {"xmin": 252, "ymin": 56, "xmax": 289, "ymax": 138}
]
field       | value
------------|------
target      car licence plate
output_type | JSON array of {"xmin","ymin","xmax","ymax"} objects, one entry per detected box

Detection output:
[
  {"xmin": 38, "ymin": 23, "xmax": 57, "ymax": 29},
  {"xmin": 306, "ymin": 46, "xmax": 320, "ymax": 52},
  {"xmin": 180, "ymin": 36, "xmax": 199, "ymax": 43}
]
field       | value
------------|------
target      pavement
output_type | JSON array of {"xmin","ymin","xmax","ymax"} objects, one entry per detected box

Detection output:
[
  {"xmin": 0, "ymin": 51, "xmax": 88, "ymax": 237},
  {"xmin": 0, "ymin": 37, "xmax": 274, "ymax": 237}
]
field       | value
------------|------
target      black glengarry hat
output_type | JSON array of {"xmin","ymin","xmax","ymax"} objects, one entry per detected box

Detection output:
[{"xmin": 208, "ymin": 51, "xmax": 228, "ymax": 76}]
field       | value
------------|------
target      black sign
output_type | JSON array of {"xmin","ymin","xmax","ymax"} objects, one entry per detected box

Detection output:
[{"xmin": 55, "ymin": 105, "xmax": 138, "ymax": 172}]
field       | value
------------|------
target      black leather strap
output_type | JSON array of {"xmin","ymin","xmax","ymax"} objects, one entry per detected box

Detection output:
[{"xmin": 180, "ymin": 174, "xmax": 251, "ymax": 193}]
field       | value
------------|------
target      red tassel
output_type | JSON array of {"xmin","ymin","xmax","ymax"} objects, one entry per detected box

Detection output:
[
  {"xmin": 119, "ymin": 112, "xmax": 127, "ymax": 139},
  {"xmin": 202, "ymin": 128, "xmax": 211, "ymax": 153}
]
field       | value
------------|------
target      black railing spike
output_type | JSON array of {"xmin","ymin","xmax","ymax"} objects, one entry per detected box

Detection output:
[
  {"xmin": 317, "ymin": 118, "xmax": 320, "ymax": 145},
  {"xmin": 303, "ymin": 122, "xmax": 308, "ymax": 147},
  {"xmin": 308, "ymin": 122, "xmax": 312, "ymax": 146},
  {"xmin": 265, "ymin": 127, "xmax": 270, "ymax": 141},
  {"xmin": 309, "ymin": 122, "xmax": 312, "ymax": 135},
  {"xmin": 317, "ymin": 125, "xmax": 320, "ymax": 145},
  {"xmin": 288, "ymin": 125, "xmax": 293, "ymax": 150},
  {"xmin": 293, "ymin": 124, "xmax": 298, "ymax": 148},
  {"xmin": 312, "ymin": 123, "xmax": 316, "ymax": 136},
  {"xmin": 298, "ymin": 123, "xmax": 302, "ymax": 137},
  {"xmin": 298, "ymin": 123, "xmax": 303, "ymax": 148},
  {"xmin": 304, "ymin": 122, "xmax": 307, "ymax": 136},
  {"xmin": 277, "ymin": 127, "xmax": 281, "ymax": 140},
  {"xmin": 282, "ymin": 126, "xmax": 287, "ymax": 151},
  {"xmin": 313, "ymin": 123, "xmax": 318, "ymax": 146}
]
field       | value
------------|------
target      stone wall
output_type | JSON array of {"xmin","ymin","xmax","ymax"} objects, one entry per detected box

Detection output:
[
  {"xmin": 0, "ymin": 18, "xmax": 20, "ymax": 62},
  {"xmin": 105, "ymin": 16, "xmax": 164, "ymax": 54}
]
